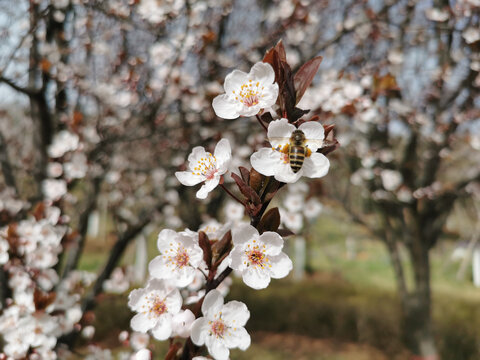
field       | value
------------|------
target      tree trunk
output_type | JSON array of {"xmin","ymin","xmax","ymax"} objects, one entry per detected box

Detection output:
[{"xmin": 402, "ymin": 241, "xmax": 438, "ymax": 360}]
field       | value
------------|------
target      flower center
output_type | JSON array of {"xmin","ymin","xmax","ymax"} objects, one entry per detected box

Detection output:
[
  {"xmin": 245, "ymin": 241, "xmax": 269, "ymax": 268},
  {"xmin": 144, "ymin": 295, "xmax": 167, "ymax": 318},
  {"xmin": 152, "ymin": 298, "xmax": 167, "ymax": 316},
  {"xmin": 193, "ymin": 153, "xmax": 218, "ymax": 180},
  {"xmin": 164, "ymin": 244, "xmax": 190, "ymax": 269},
  {"xmin": 174, "ymin": 248, "xmax": 190, "ymax": 267},
  {"xmin": 210, "ymin": 319, "xmax": 226, "ymax": 338},
  {"xmin": 233, "ymin": 80, "xmax": 264, "ymax": 107}
]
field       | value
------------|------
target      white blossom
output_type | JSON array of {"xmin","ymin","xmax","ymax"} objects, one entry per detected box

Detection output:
[
  {"xmin": 380, "ymin": 169, "xmax": 403, "ymax": 191},
  {"xmin": 463, "ymin": 27, "xmax": 480, "ymax": 44},
  {"xmin": 42, "ymin": 179, "xmax": 67, "ymax": 201},
  {"xmin": 132, "ymin": 349, "xmax": 152, "ymax": 360},
  {"xmin": 130, "ymin": 332, "xmax": 150, "ymax": 351},
  {"xmin": 212, "ymin": 62, "xmax": 279, "ymax": 119},
  {"xmin": 148, "ymin": 229, "xmax": 203, "ymax": 287},
  {"xmin": 191, "ymin": 290, "xmax": 250, "ymax": 360},
  {"xmin": 250, "ymin": 119, "xmax": 330, "ymax": 183},
  {"xmin": 425, "ymin": 7, "xmax": 449, "ymax": 22},
  {"xmin": 47, "ymin": 130, "xmax": 79, "ymax": 158},
  {"xmin": 64, "ymin": 152, "xmax": 88, "ymax": 179},
  {"xmin": 304, "ymin": 198, "xmax": 323, "ymax": 220},
  {"xmin": 223, "ymin": 201, "xmax": 245, "ymax": 222},
  {"xmin": 128, "ymin": 279, "xmax": 182, "ymax": 340},
  {"xmin": 176, "ymin": 139, "xmax": 232, "ymax": 199},
  {"xmin": 229, "ymin": 224, "xmax": 292, "ymax": 289}
]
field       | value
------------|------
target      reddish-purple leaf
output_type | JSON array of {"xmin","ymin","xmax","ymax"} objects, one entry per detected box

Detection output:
[
  {"xmin": 257, "ymin": 207, "xmax": 281, "ymax": 234},
  {"xmin": 231, "ymin": 173, "xmax": 261, "ymax": 205},
  {"xmin": 294, "ymin": 56, "xmax": 323, "ymax": 105},
  {"xmin": 198, "ymin": 231, "xmax": 212, "ymax": 269},
  {"xmin": 212, "ymin": 230, "xmax": 232, "ymax": 261},
  {"xmin": 239, "ymin": 166, "xmax": 250, "ymax": 184},
  {"xmin": 249, "ymin": 168, "xmax": 265, "ymax": 194}
]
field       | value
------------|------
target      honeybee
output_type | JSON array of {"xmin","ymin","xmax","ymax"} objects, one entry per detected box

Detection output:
[
  {"xmin": 270, "ymin": 130, "xmax": 334, "ymax": 173},
  {"xmin": 288, "ymin": 130, "xmax": 310, "ymax": 173}
]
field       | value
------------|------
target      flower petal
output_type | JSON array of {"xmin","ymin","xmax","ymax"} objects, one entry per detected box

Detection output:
[
  {"xmin": 301, "ymin": 153, "xmax": 330, "ymax": 179},
  {"xmin": 131, "ymin": 312, "xmax": 156, "ymax": 333},
  {"xmin": 250, "ymin": 148, "xmax": 284, "ymax": 176},
  {"xmin": 229, "ymin": 246, "xmax": 247, "ymax": 271},
  {"xmin": 214, "ymin": 138, "xmax": 232, "ymax": 169},
  {"xmin": 188, "ymin": 146, "xmax": 208, "ymax": 166},
  {"xmin": 157, "ymin": 229, "xmax": 179, "ymax": 252},
  {"xmin": 259, "ymin": 83, "xmax": 279, "ymax": 108},
  {"xmin": 207, "ymin": 337, "xmax": 230, "ymax": 360},
  {"xmin": 259, "ymin": 232, "xmax": 284, "ymax": 255},
  {"xmin": 201, "ymin": 289, "xmax": 224, "ymax": 318},
  {"xmin": 171, "ymin": 265, "xmax": 196, "ymax": 287},
  {"xmin": 172, "ymin": 309, "xmax": 195, "ymax": 338},
  {"xmin": 238, "ymin": 104, "xmax": 262, "ymax": 117},
  {"xmin": 175, "ymin": 171, "xmax": 205, "ymax": 186},
  {"xmin": 196, "ymin": 177, "xmax": 220, "ymax": 199},
  {"xmin": 232, "ymin": 224, "xmax": 258, "ymax": 246},
  {"xmin": 165, "ymin": 288, "xmax": 183, "ymax": 313},
  {"xmin": 224, "ymin": 326, "xmax": 251, "ymax": 350},
  {"xmin": 242, "ymin": 266, "xmax": 270, "ymax": 289},
  {"xmin": 249, "ymin": 62, "xmax": 275, "ymax": 85},
  {"xmin": 268, "ymin": 252, "xmax": 293, "ymax": 279},
  {"xmin": 212, "ymin": 94, "xmax": 241, "ymax": 119},
  {"xmin": 191, "ymin": 317, "xmax": 208, "ymax": 346},
  {"xmin": 221, "ymin": 301, "xmax": 250, "ymax": 327},
  {"xmin": 273, "ymin": 161, "xmax": 302, "ymax": 183},
  {"xmin": 224, "ymin": 69, "xmax": 248, "ymax": 94},
  {"xmin": 151, "ymin": 315, "xmax": 173, "ymax": 340},
  {"xmin": 267, "ymin": 119, "xmax": 295, "ymax": 148},
  {"xmin": 299, "ymin": 121, "xmax": 324, "ymax": 152}
]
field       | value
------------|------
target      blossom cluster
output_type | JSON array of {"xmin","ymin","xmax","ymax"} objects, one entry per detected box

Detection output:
[
  {"xmin": 0, "ymin": 209, "xmax": 95, "ymax": 359},
  {"xmin": 128, "ymin": 220, "xmax": 292, "ymax": 359},
  {"xmin": 128, "ymin": 42, "xmax": 335, "ymax": 359}
]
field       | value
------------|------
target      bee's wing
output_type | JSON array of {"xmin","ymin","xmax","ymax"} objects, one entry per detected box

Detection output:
[
  {"xmin": 268, "ymin": 136, "xmax": 291, "ymax": 149},
  {"xmin": 304, "ymin": 138, "xmax": 324, "ymax": 148}
]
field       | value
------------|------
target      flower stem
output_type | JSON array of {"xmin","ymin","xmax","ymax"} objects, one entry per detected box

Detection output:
[
  {"xmin": 220, "ymin": 183, "xmax": 244, "ymax": 206},
  {"xmin": 255, "ymin": 114, "xmax": 268, "ymax": 132}
]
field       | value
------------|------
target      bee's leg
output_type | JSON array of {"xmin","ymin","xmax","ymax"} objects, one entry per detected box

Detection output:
[
  {"xmin": 305, "ymin": 147, "xmax": 312, "ymax": 157},
  {"xmin": 281, "ymin": 144, "xmax": 290, "ymax": 154}
]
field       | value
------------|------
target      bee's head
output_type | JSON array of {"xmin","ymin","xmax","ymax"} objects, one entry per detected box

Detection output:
[{"xmin": 291, "ymin": 130, "xmax": 306, "ymax": 143}]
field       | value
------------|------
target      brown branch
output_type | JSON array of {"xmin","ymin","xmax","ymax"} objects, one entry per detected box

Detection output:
[
  {"xmin": 81, "ymin": 215, "xmax": 153, "ymax": 312},
  {"xmin": 0, "ymin": 75, "xmax": 40, "ymax": 98},
  {"xmin": 61, "ymin": 176, "xmax": 103, "ymax": 279},
  {"xmin": 0, "ymin": 131, "xmax": 18, "ymax": 193}
]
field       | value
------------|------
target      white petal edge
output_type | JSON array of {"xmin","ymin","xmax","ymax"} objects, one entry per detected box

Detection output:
[
  {"xmin": 212, "ymin": 94, "xmax": 240, "ymax": 119},
  {"xmin": 202, "ymin": 289, "xmax": 224, "ymax": 317},
  {"xmin": 267, "ymin": 119, "xmax": 295, "ymax": 148},
  {"xmin": 250, "ymin": 148, "xmax": 284, "ymax": 177},
  {"xmin": 301, "ymin": 153, "xmax": 330, "ymax": 179},
  {"xmin": 232, "ymin": 224, "xmax": 258, "ymax": 246},
  {"xmin": 299, "ymin": 121, "xmax": 324, "ymax": 152},
  {"xmin": 249, "ymin": 62, "xmax": 275, "ymax": 85},
  {"xmin": 196, "ymin": 177, "xmax": 220, "ymax": 199},
  {"xmin": 175, "ymin": 171, "xmax": 205, "ymax": 186}
]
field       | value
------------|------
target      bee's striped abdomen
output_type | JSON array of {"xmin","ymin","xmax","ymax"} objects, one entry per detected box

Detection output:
[{"xmin": 289, "ymin": 145, "xmax": 306, "ymax": 173}]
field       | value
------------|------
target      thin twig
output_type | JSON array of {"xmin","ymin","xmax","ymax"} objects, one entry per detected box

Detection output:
[
  {"xmin": 255, "ymin": 114, "xmax": 268, "ymax": 132},
  {"xmin": 220, "ymin": 183, "xmax": 244, "ymax": 206}
]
